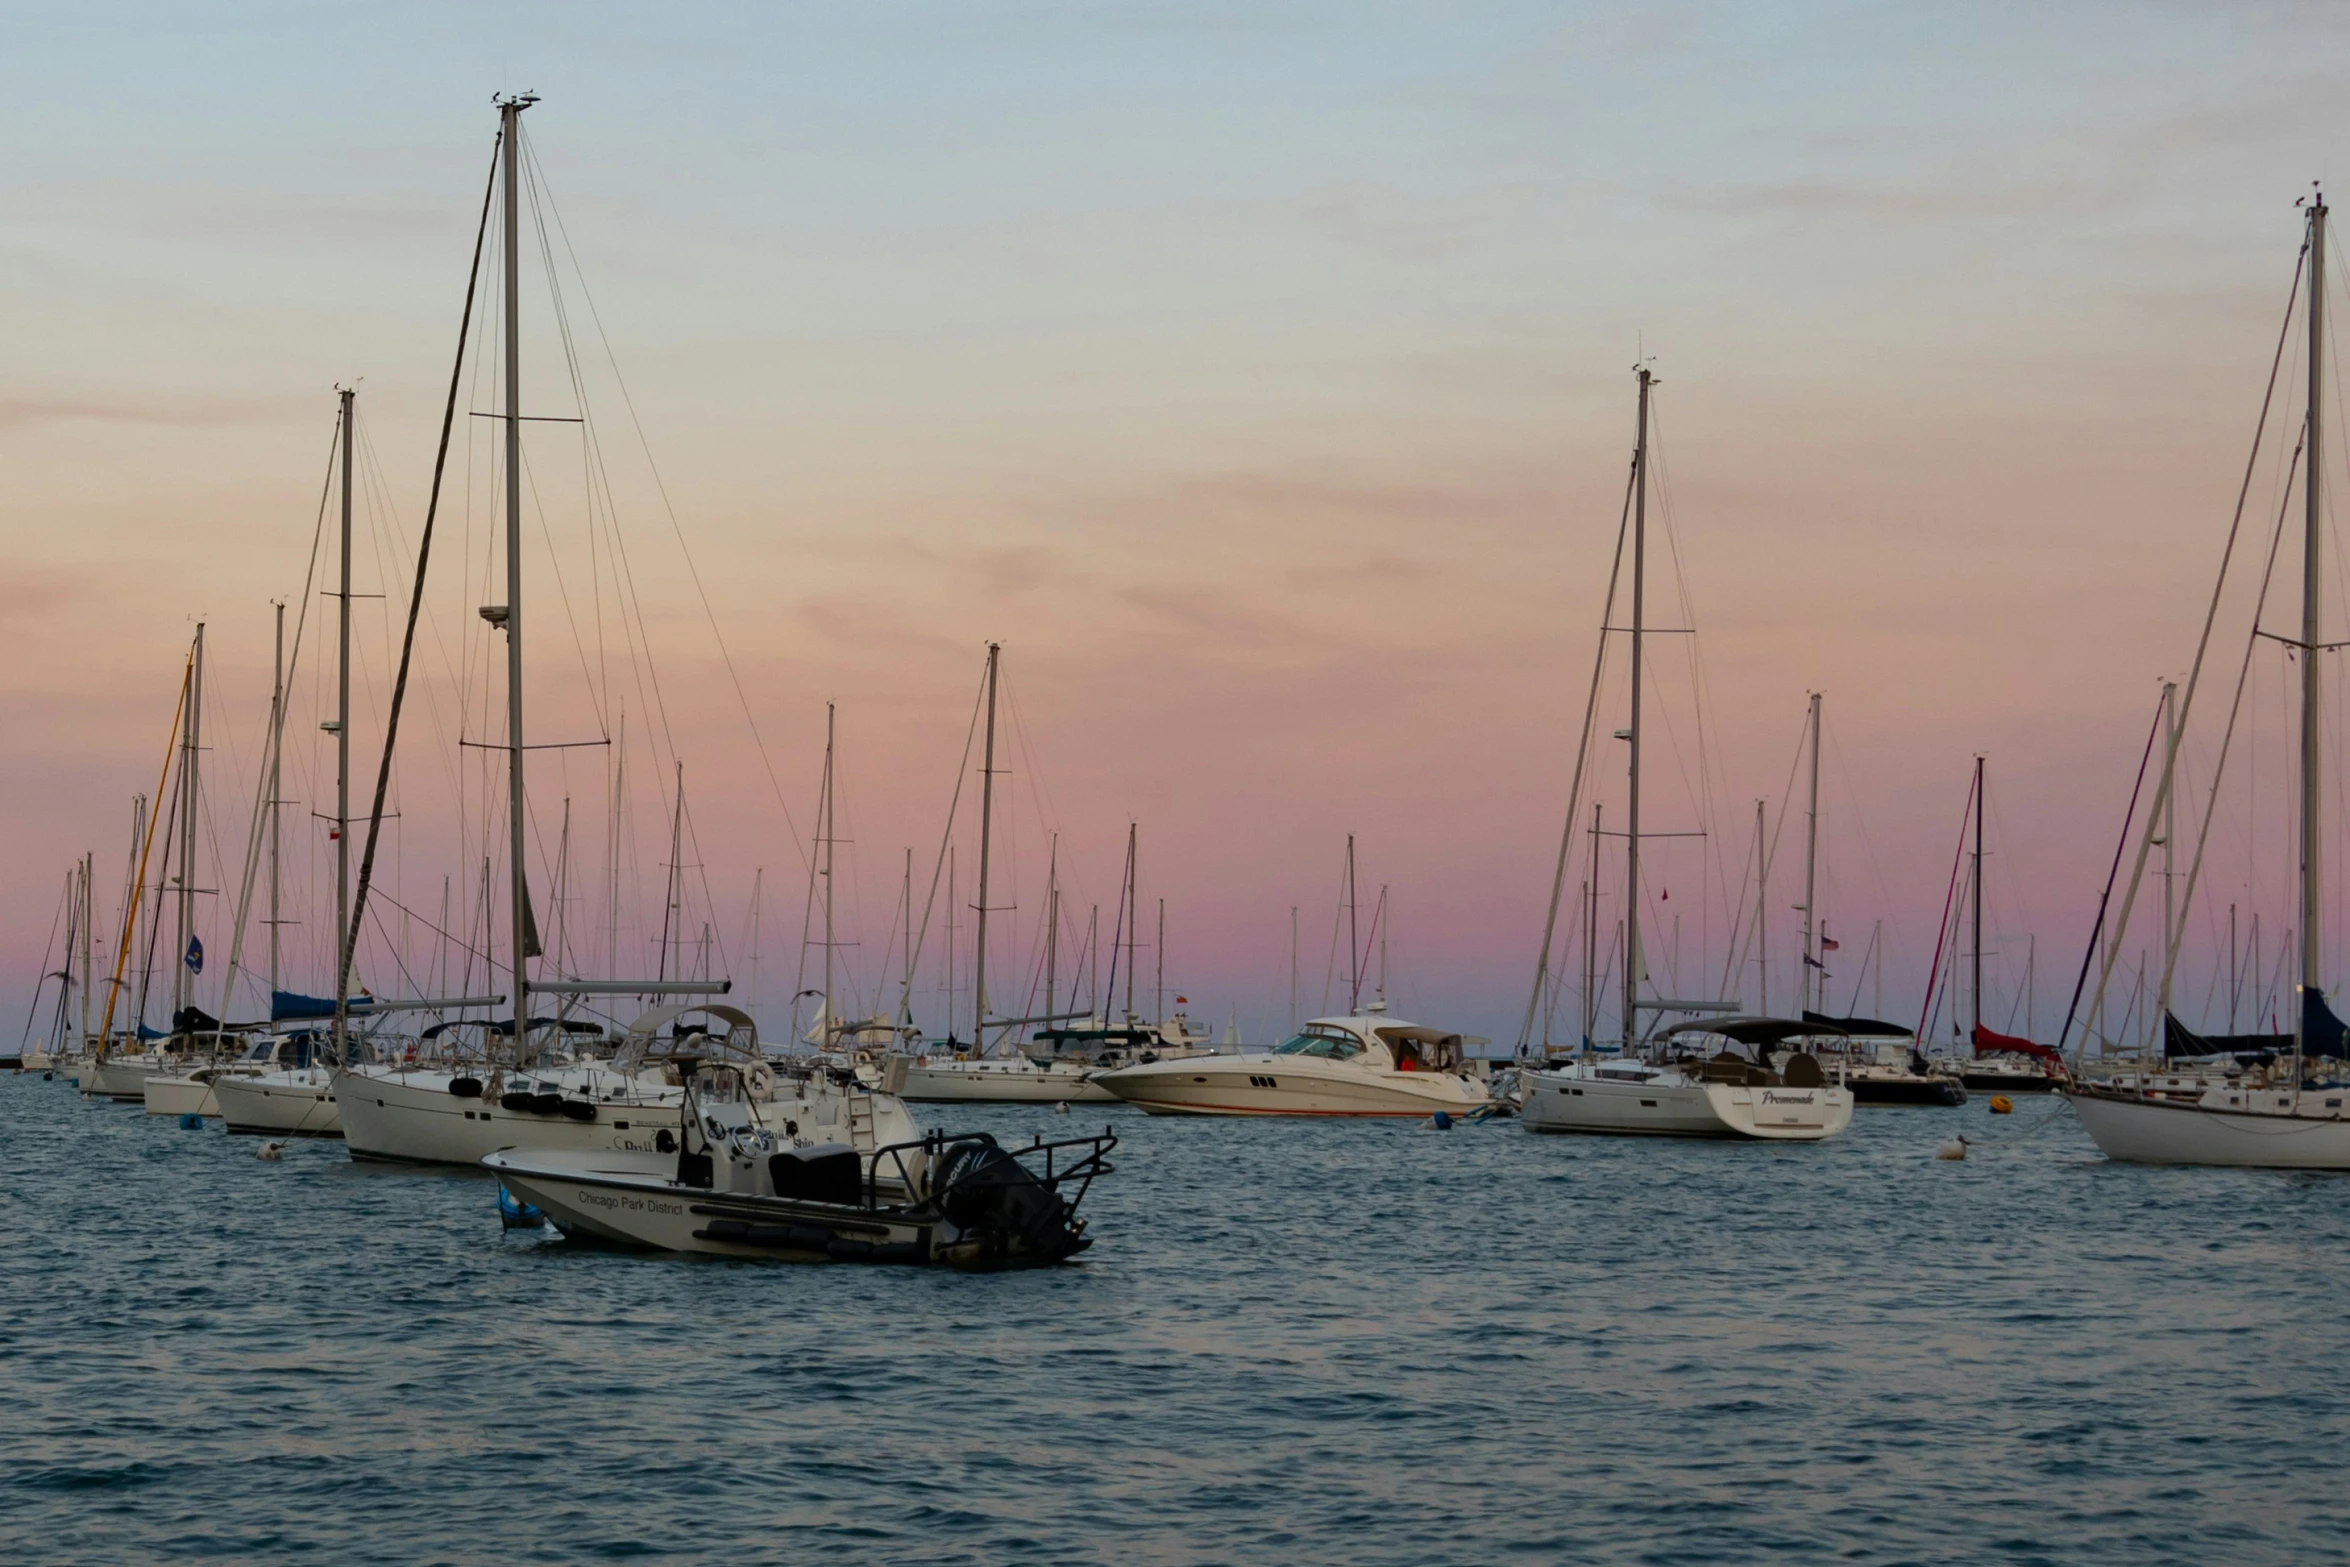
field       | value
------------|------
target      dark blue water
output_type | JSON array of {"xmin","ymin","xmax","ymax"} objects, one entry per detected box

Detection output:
[{"xmin": 2, "ymin": 1074, "xmax": 2343, "ymax": 1565}]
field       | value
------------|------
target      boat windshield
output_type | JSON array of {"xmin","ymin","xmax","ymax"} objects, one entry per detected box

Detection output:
[{"xmin": 1273, "ymin": 1029, "xmax": 1364, "ymax": 1060}]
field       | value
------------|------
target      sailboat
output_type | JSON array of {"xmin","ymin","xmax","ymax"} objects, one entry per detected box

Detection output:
[
  {"xmin": 1518, "ymin": 367, "xmax": 1853, "ymax": 1141},
  {"xmin": 2070, "ymin": 192, "xmax": 2350, "ymax": 1167}
]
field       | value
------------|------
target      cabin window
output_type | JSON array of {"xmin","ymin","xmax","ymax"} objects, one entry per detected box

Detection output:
[{"xmin": 1274, "ymin": 1031, "xmax": 1364, "ymax": 1060}]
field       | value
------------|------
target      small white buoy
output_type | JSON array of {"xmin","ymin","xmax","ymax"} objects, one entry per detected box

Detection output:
[
  {"xmin": 1936, "ymin": 1135, "xmax": 1969, "ymax": 1161},
  {"xmin": 257, "ymin": 1141, "xmax": 286, "ymax": 1162},
  {"xmin": 1053, "ymin": 1101, "xmax": 1071, "ymax": 1115}
]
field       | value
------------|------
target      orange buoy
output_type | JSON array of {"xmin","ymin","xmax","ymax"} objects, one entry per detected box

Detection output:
[{"xmin": 1989, "ymin": 1094, "xmax": 2015, "ymax": 1115}]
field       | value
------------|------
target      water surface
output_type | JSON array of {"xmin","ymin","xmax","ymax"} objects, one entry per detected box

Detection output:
[{"xmin": 1, "ymin": 1075, "xmax": 2342, "ymax": 1564}]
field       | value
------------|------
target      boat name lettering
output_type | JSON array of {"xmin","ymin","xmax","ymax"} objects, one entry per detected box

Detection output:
[
  {"xmin": 574, "ymin": 1189, "xmax": 686, "ymax": 1216},
  {"xmin": 1759, "ymin": 1092, "xmax": 1816, "ymax": 1106}
]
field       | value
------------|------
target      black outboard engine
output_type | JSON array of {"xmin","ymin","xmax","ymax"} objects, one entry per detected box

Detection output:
[{"xmin": 930, "ymin": 1136, "xmax": 1081, "ymax": 1264}]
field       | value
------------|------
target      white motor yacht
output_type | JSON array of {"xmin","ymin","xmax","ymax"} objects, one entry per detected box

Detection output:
[
  {"xmin": 1522, "ymin": 1019, "xmax": 1855, "ymax": 1141},
  {"xmin": 1092, "ymin": 1011, "xmax": 1492, "ymax": 1118}
]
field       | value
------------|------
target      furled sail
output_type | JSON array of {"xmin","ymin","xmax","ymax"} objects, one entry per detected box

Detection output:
[{"xmin": 1970, "ymin": 1022, "xmax": 2061, "ymax": 1065}]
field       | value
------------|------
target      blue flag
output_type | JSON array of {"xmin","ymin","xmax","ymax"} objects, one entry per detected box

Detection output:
[{"xmin": 184, "ymin": 936, "xmax": 204, "ymax": 976}]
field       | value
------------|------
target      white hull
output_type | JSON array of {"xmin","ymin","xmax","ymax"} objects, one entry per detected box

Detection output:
[
  {"xmin": 1095, "ymin": 1056, "xmax": 1490, "ymax": 1118},
  {"xmin": 488, "ymin": 1148, "xmax": 935, "ymax": 1259},
  {"xmin": 142, "ymin": 1073, "xmax": 223, "ymax": 1117},
  {"xmin": 337, "ymin": 1067, "xmax": 682, "ymax": 1167},
  {"xmin": 2069, "ymin": 1085, "xmax": 2350, "ymax": 1169},
  {"xmin": 896, "ymin": 1059, "xmax": 1116, "ymax": 1104},
  {"xmin": 1522, "ymin": 1070, "xmax": 1853, "ymax": 1141},
  {"xmin": 213, "ymin": 1071, "xmax": 344, "ymax": 1137},
  {"xmin": 82, "ymin": 1056, "xmax": 165, "ymax": 1102}
]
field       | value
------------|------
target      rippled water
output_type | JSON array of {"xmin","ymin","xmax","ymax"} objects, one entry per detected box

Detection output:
[{"xmin": 3, "ymin": 1073, "xmax": 2345, "ymax": 1565}]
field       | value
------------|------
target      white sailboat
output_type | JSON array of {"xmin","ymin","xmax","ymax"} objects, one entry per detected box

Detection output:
[
  {"xmin": 1517, "ymin": 366, "xmax": 1852, "ymax": 1142},
  {"xmin": 2071, "ymin": 191, "xmax": 2350, "ymax": 1167}
]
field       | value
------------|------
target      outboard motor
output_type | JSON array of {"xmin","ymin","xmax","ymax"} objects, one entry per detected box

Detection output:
[{"xmin": 931, "ymin": 1137, "xmax": 1079, "ymax": 1264}]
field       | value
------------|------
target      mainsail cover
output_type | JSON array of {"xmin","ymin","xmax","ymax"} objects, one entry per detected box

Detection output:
[
  {"xmin": 1801, "ymin": 1009, "xmax": 1913, "ymax": 1038},
  {"xmin": 271, "ymin": 990, "xmax": 376, "ymax": 1022},
  {"xmin": 1971, "ymin": 1022, "xmax": 2062, "ymax": 1065},
  {"xmin": 2162, "ymin": 1012, "xmax": 2293, "ymax": 1060}
]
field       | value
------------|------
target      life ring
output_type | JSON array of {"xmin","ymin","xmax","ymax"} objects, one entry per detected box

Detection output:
[{"xmin": 746, "ymin": 1063, "xmax": 775, "ymax": 1100}]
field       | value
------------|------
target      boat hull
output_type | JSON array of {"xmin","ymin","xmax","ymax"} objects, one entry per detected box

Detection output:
[
  {"xmin": 1522, "ymin": 1072, "xmax": 1854, "ymax": 1140},
  {"xmin": 1094, "ymin": 1056, "xmax": 1490, "ymax": 1117},
  {"xmin": 82, "ymin": 1056, "xmax": 163, "ymax": 1102},
  {"xmin": 1961, "ymin": 1067, "xmax": 2063, "ymax": 1094},
  {"xmin": 142, "ymin": 1073, "xmax": 222, "ymax": 1117},
  {"xmin": 895, "ymin": 1060, "xmax": 1116, "ymax": 1104},
  {"xmin": 1850, "ymin": 1074, "xmax": 1968, "ymax": 1107},
  {"xmin": 336, "ymin": 1069, "xmax": 681, "ymax": 1167},
  {"xmin": 2068, "ymin": 1086, "xmax": 2350, "ymax": 1169},
  {"xmin": 213, "ymin": 1071, "xmax": 344, "ymax": 1137}
]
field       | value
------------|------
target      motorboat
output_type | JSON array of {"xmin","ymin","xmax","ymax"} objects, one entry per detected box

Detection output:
[
  {"xmin": 1521, "ymin": 1018, "xmax": 1855, "ymax": 1141},
  {"xmin": 1091, "ymin": 1010, "xmax": 1493, "ymax": 1118},
  {"xmin": 485, "ymin": 1069, "xmax": 1114, "ymax": 1267}
]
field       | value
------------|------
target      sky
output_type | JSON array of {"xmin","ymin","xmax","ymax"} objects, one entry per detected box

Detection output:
[{"xmin": 9, "ymin": 1, "xmax": 2350, "ymax": 1052}]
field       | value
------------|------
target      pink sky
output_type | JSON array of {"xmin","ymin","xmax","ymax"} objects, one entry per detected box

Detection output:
[{"xmin": 8, "ymin": 5, "xmax": 2350, "ymax": 1047}]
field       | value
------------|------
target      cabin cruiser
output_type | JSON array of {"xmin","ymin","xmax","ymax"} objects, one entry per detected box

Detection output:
[
  {"xmin": 892, "ymin": 1016, "xmax": 1216, "ymax": 1105},
  {"xmin": 1092, "ymin": 1010, "xmax": 1492, "ymax": 1118},
  {"xmin": 1521, "ymin": 1017, "xmax": 1855, "ymax": 1141},
  {"xmin": 485, "ymin": 1065, "xmax": 1113, "ymax": 1267}
]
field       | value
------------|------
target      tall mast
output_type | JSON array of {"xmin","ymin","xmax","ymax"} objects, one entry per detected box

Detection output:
[
  {"xmin": 499, "ymin": 93, "xmax": 534, "ymax": 1058},
  {"xmin": 1624, "ymin": 366, "xmax": 1651, "ymax": 1050},
  {"xmin": 1345, "ymin": 833, "xmax": 1360, "ymax": 1013},
  {"xmin": 972, "ymin": 643, "xmax": 1000, "ymax": 1048},
  {"xmin": 176, "ymin": 622, "xmax": 204, "ymax": 1026},
  {"xmin": 1122, "ymin": 822, "xmax": 1139, "ymax": 1021},
  {"xmin": 1754, "ymin": 798, "xmax": 1767, "ymax": 1015},
  {"xmin": 1801, "ymin": 692, "xmax": 1821, "ymax": 1015},
  {"xmin": 267, "ymin": 599, "xmax": 284, "ymax": 1003},
  {"xmin": 79, "ymin": 854, "xmax": 93, "ymax": 1049},
  {"xmin": 2301, "ymin": 191, "xmax": 2327, "ymax": 1040},
  {"xmin": 333, "ymin": 386, "xmax": 354, "ymax": 1063},
  {"xmin": 1584, "ymin": 803, "xmax": 1601, "ymax": 1052},
  {"xmin": 898, "ymin": 847, "xmax": 913, "ymax": 1029},
  {"xmin": 1972, "ymin": 754, "xmax": 1985, "ymax": 1039},
  {"xmin": 821, "ymin": 700, "xmax": 835, "ymax": 1044},
  {"xmin": 1044, "ymin": 834, "xmax": 1059, "ymax": 1028},
  {"xmin": 659, "ymin": 761, "xmax": 684, "ymax": 983},
  {"xmin": 2157, "ymin": 678, "xmax": 2178, "ymax": 1028},
  {"xmin": 1289, "ymin": 905, "xmax": 1298, "ymax": 1034},
  {"xmin": 1156, "ymin": 897, "xmax": 1165, "ymax": 1023}
]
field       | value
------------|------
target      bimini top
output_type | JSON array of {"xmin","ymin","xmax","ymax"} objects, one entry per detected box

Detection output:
[{"xmin": 1656, "ymin": 1015, "xmax": 1851, "ymax": 1050}]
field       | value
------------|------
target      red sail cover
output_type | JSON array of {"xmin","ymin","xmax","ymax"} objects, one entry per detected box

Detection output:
[{"xmin": 1971, "ymin": 1022, "xmax": 2061, "ymax": 1065}]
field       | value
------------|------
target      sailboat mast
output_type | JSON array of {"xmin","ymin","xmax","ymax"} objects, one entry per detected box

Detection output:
[
  {"xmin": 1122, "ymin": 821, "xmax": 1138, "ymax": 1021},
  {"xmin": 1156, "ymin": 897, "xmax": 1165, "ymax": 1023},
  {"xmin": 972, "ymin": 643, "xmax": 1000, "ymax": 1048},
  {"xmin": 1624, "ymin": 366, "xmax": 1650, "ymax": 1050},
  {"xmin": 2157, "ymin": 679, "xmax": 2178, "ymax": 1028},
  {"xmin": 267, "ymin": 600, "xmax": 284, "ymax": 1003},
  {"xmin": 1345, "ymin": 833, "xmax": 1359, "ymax": 1013},
  {"xmin": 1972, "ymin": 754, "xmax": 1985, "ymax": 1039},
  {"xmin": 1754, "ymin": 798, "xmax": 1767, "ymax": 1015},
  {"xmin": 1044, "ymin": 834, "xmax": 1059, "ymax": 1027},
  {"xmin": 1584, "ymin": 803, "xmax": 1601, "ymax": 1051},
  {"xmin": 177, "ymin": 622, "xmax": 203, "ymax": 1024},
  {"xmin": 821, "ymin": 700, "xmax": 835, "ymax": 1044},
  {"xmin": 333, "ymin": 386, "xmax": 354, "ymax": 1063},
  {"xmin": 499, "ymin": 93, "xmax": 534, "ymax": 1056},
  {"xmin": 2301, "ymin": 192, "xmax": 2327, "ymax": 1040},
  {"xmin": 79, "ymin": 854, "xmax": 93, "ymax": 1049},
  {"xmin": 1801, "ymin": 692, "xmax": 1821, "ymax": 1015}
]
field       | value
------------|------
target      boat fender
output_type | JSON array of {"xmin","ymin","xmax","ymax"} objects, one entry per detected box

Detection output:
[
  {"xmin": 256, "ymin": 1141, "xmax": 285, "ymax": 1161},
  {"xmin": 500, "ymin": 1091, "xmax": 535, "ymax": 1113},
  {"xmin": 1989, "ymin": 1095, "xmax": 2015, "ymax": 1115},
  {"xmin": 1427, "ymin": 1111, "xmax": 1454, "ymax": 1130},
  {"xmin": 1936, "ymin": 1136, "xmax": 1970, "ymax": 1161},
  {"xmin": 527, "ymin": 1091, "xmax": 565, "ymax": 1116},
  {"xmin": 177, "ymin": 1113, "xmax": 205, "ymax": 1130},
  {"xmin": 497, "ymin": 1188, "xmax": 547, "ymax": 1228},
  {"xmin": 1054, "ymin": 1101, "xmax": 1070, "ymax": 1114},
  {"xmin": 557, "ymin": 1098, "xmax": 597, "ymax": 1122},
  {"xmin": 449, "ymin": 1077, "xmax": 485, "ymax": 1099}
]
